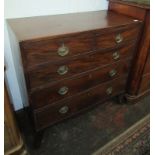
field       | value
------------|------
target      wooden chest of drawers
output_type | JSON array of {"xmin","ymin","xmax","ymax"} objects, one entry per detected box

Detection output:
[{"xmin": 8, "ymin": 11, "xmax": 142, "ymax": 132}]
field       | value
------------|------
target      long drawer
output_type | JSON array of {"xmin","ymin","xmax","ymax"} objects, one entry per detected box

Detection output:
[
  {"xmin": 28, "ymin": 42, "xmax": 135, "ymax": 90},
  {"xmin": 31, "ymin": 59, "xmax": 131, "ymax": 109},
  {"xmin": 34, "ymin": 77, "xmax": 127, "ymax": 130},
  {"xmin": 21, "ymin": 25, "xmax": 140, "ymax": 70}
]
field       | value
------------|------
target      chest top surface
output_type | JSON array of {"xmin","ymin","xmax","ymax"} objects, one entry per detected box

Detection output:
[{"xmin": 7, "ymin": 10, "xmax": 141, "ymax": 42}]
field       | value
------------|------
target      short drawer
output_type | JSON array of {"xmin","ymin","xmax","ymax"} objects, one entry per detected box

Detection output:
[
  {"xmin": 96, "ymin": 25, "xmax": 140, "ymax": 50},
  {"xmin": 31, "ymin": 59, "xmax": 131, "ymax": 108},
  {"xmin": 28, "ymin": 42, "xmax": 135, "ymax": 90},
  {"xmin": 33, "ymin": 77, "xmax": 127, "ymax": 130},
  {"xmin": 21, "ymin": 33, "xmax": 94, "ymax": 69}
]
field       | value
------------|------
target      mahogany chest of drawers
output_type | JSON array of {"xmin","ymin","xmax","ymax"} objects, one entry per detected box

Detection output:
[{"xmin": 8, "ymin": 11, "xmax": 142, "ymax": 133}]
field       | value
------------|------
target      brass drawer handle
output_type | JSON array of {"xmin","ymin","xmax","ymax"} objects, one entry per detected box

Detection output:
[
  {"xmin": 109, "ymin": 69, "xmax": 117, "ymax": 77},
  {"xmin": 59, "ymin": 106, "xmax": 69, "ymax": 114},
  {"xmin": 57, "ymin": 44, "xmax": 69, "ymax": 56},
  {"xmin": 58, "ymin": 86, "xmax": 69, "ymax": 95},
  {"xmin": 115, "ymin": 34, "xmax": 123, "ymax": 43},
  {"xmin": 113, "ymin": 52, "xmax": 120, "ymax": 60},
  {"xmin": 106, "ymin": 87, "xmax": 113, "ymax": 95},
  {"xmin": 57, "ymin": 65, "xmax": 68, "ymax": 75}
]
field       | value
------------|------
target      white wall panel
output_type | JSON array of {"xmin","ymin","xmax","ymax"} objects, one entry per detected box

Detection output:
[{"xmin": 5, "ymin": 0, "xmax": 108, "ymax": 18}]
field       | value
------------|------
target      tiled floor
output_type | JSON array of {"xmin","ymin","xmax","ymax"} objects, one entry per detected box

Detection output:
[{"xmin": 17, "ymin": 96, "xmax": 150, "ymax": 155}]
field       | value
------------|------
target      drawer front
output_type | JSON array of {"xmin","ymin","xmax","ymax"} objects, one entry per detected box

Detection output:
[
  {"xmin": 139, "ymin": 74, "xmax": 150, "ymax": 93},
  {"xmin": 96, "ymin": 26, "xmax": 140, "ymax": 50},
  {"xmin": 34, "ymin": 77, "xmax": 127, "ymax": 130},
  {"xmin": 31, "ymin": 59, "xmax": 131, "ymax": 108},
  {"xmin": 28, "ymin": 42, "xmax": 135, "ymax": 90},
  {"xmin": 21, "ymin": 33, "xmax": 94, "ymax": 69}
]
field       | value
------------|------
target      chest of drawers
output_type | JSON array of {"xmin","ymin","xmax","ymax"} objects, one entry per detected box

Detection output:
[{"xmin": 8, "ymin": 11, "xmax": 142, "ymax": 134}]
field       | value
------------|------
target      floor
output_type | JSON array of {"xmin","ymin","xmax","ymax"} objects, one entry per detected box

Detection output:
[{"xmin": 17, "ymin": 96, "xmax": 150, "ymax": 155}]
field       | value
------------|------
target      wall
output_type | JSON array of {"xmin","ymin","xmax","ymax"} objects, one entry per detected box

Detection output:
[
  {"xmin": 4, "ymin": 0, "xmax": 109, "ymax": 110},
  {"xmin": 4, "ymin": 22, "xmax": 25, "ymax": 110},
  {"xmin": 5, "ymin": 22, "xmax": 29, "ymax": 110},
  {"xmin": 5, "ymin": 0, "xmax": 108, "ymax": 18}
]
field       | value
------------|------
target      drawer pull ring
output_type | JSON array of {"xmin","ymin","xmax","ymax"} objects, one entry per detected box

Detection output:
[
  {"xmin": 109, "ymin": 69, "xmax": 117, "ymax": 77},
  {"xmin": 113, "ymin": 52, "xmax": 120, "ymax": 60},
  {"xmin": 57, "ymin": 65, "xmax": 68, "ymax": 75},
  {"xmin": 115, "ymin": 34, "xmax": 123, "ymax": 43},
  {"xmin": 59, "ymin": 106, "xmax": 69, "ymax": 114},
  {"xmin": 58, "ymin": 86, "xmax": 69, "ymax": 95},
  {"xmin": 106, "ymin": 87, "xmax": 113, "ymax": 95},
  {"xmin": 58, "ymin": 44, "xmax": 69, "ymax": 56}
]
